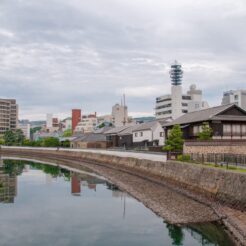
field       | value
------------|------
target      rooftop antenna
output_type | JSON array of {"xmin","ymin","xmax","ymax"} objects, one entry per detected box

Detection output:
[
  {"xmin": 123, "ymin": 94, "xmax": 126, "ymax": 125},
  {"xmin": 170, "ymin": 60, "xmax": 183, "ymax": 86}
]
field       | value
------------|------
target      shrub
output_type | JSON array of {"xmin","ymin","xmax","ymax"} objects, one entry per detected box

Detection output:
[
  {"xmin": 177, "ymin": 154, "xmax": 191, "ymax": 162},
  {"xmin": 198, "ymin": 122, "xmax": 213, "ymax": 140}
]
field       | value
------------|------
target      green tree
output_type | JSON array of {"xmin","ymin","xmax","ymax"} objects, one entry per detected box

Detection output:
[
  {"xmin": 3, "ymin": 130, "xmax": 16, "ymax": 146},
  {"xmin": 15, "ymin": 129, "xmax": 25, "ymax": 145},
  {"xmin": 198, "ymin": 122, "xmax": 213, "ymax": 140},
  {"xmin": 43, "ymin": 137, "xmax": 60, "ymax": 147},
  {"xmin": 30, "ymin": 127, "xmax": 41, "ymax": 135},
  {"xmin": 62, "ymin": 129, "xmax": 72, "ymax": 137},
  {"xmin": 23, "ymin": 139, "xmax": 34, "ymax": 146},
  {"xmin": 98, "ymin": 122, "xmax": 105, "ymax": 128},
  {"xmin": 163, "ymin": 125, "xmax": 184, "ymax": 152},
  {"xmin": 34, "ymin": 139, "xmax": 43, "ymax": 147},
  {"xmin": 0, "ymin": 138, "xmax": 4, "ymax": 145},
  {"xmin": 61, "ymin": 139, "xmax": 70, "ymax": 148}
]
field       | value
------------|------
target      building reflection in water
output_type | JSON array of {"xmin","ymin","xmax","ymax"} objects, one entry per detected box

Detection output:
[
  {"xmin": 0, "ymin": 158, "xmax": 17, "ymax": 204},
  {"xmin": 70, "ymin": 171, "xmax": 106, "ymax": 196},
  {"xmin": 71, "ymin": 173, "xmax": 81, "ymax": 196}
]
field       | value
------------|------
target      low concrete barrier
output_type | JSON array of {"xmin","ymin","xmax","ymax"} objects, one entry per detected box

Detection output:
[{"xmin": 1, "ymin": 146, "xmax": 246, "ymax": 211}]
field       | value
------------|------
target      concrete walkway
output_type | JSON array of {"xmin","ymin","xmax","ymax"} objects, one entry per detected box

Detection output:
[{"xmin": 1, "ymin": 146, "xmax": 167, "ymax": 162}]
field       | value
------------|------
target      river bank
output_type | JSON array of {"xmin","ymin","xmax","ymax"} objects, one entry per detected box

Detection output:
[{"xmin": 1, "ymin": 147, "xmax": 246, "ymax": 245}]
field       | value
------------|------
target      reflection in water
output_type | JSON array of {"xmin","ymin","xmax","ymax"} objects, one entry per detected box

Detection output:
[
  {"xmin": 0, "ymin": 159, "xmax": 20, "ymax": 203},
  {"xmin": 0, "ymin": 159, "xmax": 234, "ymax": 246},
  {"xmin": 166, "ymin": 224, "xmax": 184, "ymax": 246}
]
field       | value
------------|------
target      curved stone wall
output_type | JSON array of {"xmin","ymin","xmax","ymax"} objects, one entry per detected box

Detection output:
[{"xmin": 1, "ymin": 147, "xmax": 246, "ymax": 211}]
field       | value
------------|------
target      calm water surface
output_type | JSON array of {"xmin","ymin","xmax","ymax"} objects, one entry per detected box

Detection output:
[{"xmin": 0, "ymin": 159, "xmax": 234, "ymax": 246}]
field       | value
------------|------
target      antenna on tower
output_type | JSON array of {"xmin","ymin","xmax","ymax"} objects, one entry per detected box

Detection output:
[{"xmin": 170, "ymin": 60, "xmax": 183, "ymax": 86}]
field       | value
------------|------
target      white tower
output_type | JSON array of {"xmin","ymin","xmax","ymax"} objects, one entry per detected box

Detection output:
[
  {"xmin": 171, "ymin": 85, "xmax": 182, "ymax": 119},
  {"xmin": 170, "ymin": 61, "xmax": 183, "ymax": 120}
]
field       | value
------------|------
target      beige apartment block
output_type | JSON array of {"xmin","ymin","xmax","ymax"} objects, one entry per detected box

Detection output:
[{"xmin": 0, "ymin": 99, "xmax": 18, "ymax": 136}]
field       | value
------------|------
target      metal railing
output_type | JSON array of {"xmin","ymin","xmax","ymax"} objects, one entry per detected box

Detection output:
[{"xmin": 189, "ymin": 153, "xmax": 246, "ymax": 168}]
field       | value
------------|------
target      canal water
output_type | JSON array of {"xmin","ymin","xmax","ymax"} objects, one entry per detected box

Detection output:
[{"xmin": 0, "ymin": 159, "xmax": 234, "ymax": 246}]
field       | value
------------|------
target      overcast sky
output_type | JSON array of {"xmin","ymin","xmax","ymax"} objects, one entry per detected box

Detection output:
[{"xmin": 0, "ymin": 0, "xmax": 246, "ymax": 120}]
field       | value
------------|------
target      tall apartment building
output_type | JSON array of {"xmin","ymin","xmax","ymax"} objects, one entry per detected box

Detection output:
[
  {"xmin": 155, "ymin": 61, "xmax": 208, "ymax": 120},
  {"xmin": 221, "ymin": 90, "xmax": 246, "ymax": 110},
  {"xmin": 0, "ymin": 99, "xmax": 18, "ymax": 136}
]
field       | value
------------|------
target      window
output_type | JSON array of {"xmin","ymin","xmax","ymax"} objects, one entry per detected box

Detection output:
[
  {"xmin": 155, "ymin": 103, "xmax": 171, "ymax": 110},
  {"xmin": 193, "ymin": 126, "xmax": 199, "ymax": 136},
  {"xmin": 156, "ymin": 98, "xmax": 171, "ymax": 103},
  {"xmin": 193, "ymin": 125, "xmax": 202, "ymax": 136},
  {"xmin": 223, "ymin": 124, "xmax": 231, "ymax": 136},
  {"xmin": 234, "ymin": 95, "xmax": 239, "ymax": 100},
  {"xmin": 135, "ymin": 132, "xmax": 138, "ymax": 137},
  {"xmin": 195, "ymin": 103, "xmax": 200, "ymax": 109},
  {"xmin": 160, "ymin": 132, "xmax": 164, "ymax": 137},
  {"xmin": 182, "ymin": 95, "xmax": 191, "ymax": 100},
  {"xmin": 232, "ymin": 124, "xmax": 241, "ymax": 136},
  {"xmin": 140, "ymin": 132, "xmax": 143, "ymax": 137},
  {"xmin": 242, "ymin": 125, "xmax": 246, "ymax": 136}
]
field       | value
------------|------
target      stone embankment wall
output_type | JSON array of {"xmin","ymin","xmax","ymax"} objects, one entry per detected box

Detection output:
[
  {"xmin": 184, "ymin": 140, "xmax": 246, "ymax": 155},
  {"xmin": 1, "ymin": 147, "xmax": 246, "ymax": 211}
]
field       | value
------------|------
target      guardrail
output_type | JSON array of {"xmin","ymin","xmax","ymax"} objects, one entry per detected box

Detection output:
[{"xmin": 189, "ymin": 153, "xmax": 246, "ymax": 168}]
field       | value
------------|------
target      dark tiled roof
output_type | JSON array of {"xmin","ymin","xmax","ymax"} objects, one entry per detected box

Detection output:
[
  {"xmin": 104, "ymin": 126, "xmax": 130, "ymax": 135},
  {"xmin": 118, "ymin": 125, "xmax": 142, "ymax": 136},
  {"xmin": 164, "ymin": 104, "xmax": 245, "ymax": 126},
  {"xmin": 132, "ymin": 121, "xmax": 159, "ymax": 132},
  {"xmin": 212, "ymin": 115, "xmax": 246, "ymax": 121},
  {"xmin": 93, "ymin": 126, "xmax": 113, "ymax": 134},
  {"xmin": 158, "ymin": 117, "xmax": 172, "ymax": 126},
  {"xmin": 72, "ymin": 133, "xmax": 106, "ymax": 142}
]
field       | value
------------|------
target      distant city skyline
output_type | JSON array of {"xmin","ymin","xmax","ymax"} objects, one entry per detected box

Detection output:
[{"xmin": 0, "ymin": 0, "xmax": 246, "ymax": 120}]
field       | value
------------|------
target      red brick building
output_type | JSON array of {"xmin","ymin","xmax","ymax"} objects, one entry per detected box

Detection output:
[{"xmin": 72, "ymin": 109, "xmax": 81, "ymax": 132}]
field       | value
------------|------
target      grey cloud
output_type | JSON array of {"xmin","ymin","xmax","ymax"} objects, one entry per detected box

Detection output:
[{"xmin": 0, "ymin": 0, "xmax": 245, "ymax": 119}]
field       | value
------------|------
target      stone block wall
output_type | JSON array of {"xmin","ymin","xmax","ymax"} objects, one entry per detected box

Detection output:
[{"xmin": 184, "ymin": 140, "xmax": 246, "ymax": 155}]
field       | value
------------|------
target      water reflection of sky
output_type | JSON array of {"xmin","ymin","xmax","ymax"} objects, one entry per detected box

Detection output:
[{"xmin": 0, "ymin": 160, "xmax": 233, "ymax": 246}]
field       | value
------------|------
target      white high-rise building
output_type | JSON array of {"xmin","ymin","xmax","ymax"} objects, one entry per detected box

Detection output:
[
  {"xmin": 155, "ymin": 61, "xmax": 209, "ymax": 120},
  {"xmin": 221, "ymin": 90, "xmax": 246, "ymax": 110},
  {"xmin": 112, "ymin": 103, "xmax": 128, "ymax": 127},
  {"xmin": 46, "ymin": 113, "xmax": 53, "ymax": 128},
  {"xmin": 18, "ymin": 123, "xmax": 31, "ymax": 139}
]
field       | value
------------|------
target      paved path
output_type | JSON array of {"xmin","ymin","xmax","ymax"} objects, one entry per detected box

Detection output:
[{"xmin": 0, "ymin": 146, "xmax": 167, "ymax": 162}]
